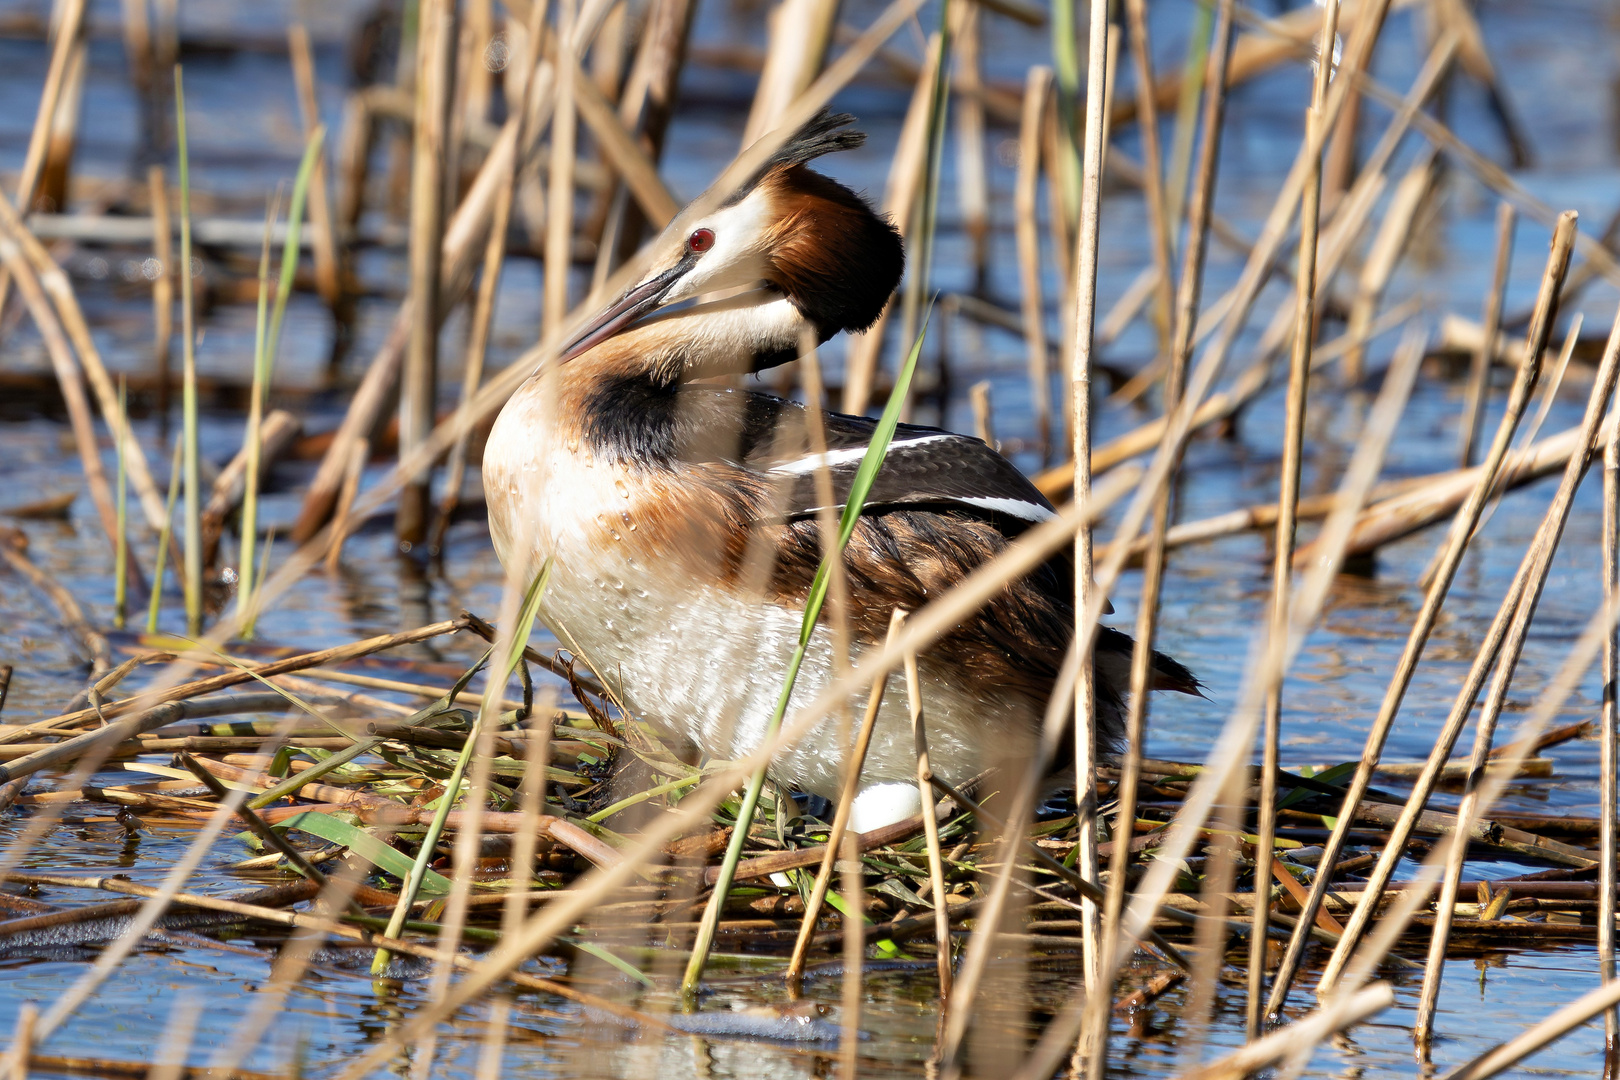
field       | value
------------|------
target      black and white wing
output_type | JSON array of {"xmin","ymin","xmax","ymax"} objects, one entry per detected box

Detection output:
[{"xmin": 683, "ymin": 388, "xmax": 1055, "ymax": 530}]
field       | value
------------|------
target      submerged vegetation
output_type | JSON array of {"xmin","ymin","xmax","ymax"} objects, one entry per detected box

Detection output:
[{"xmin": 0, "ymin": 0, "xmax": 1618, "ymax": 1077}]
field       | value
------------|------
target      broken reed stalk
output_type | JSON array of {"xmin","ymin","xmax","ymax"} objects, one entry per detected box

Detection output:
[
  {"xmin": 1312, "ymin": 214, "xmax": 1579, "ymax": 1000},
  {"xmin": 902, "ymin": 630, "xmax": 952, "ymax": 997},
  {"xmin": 1122, "ymin": 0, "xmax": 1174, "ymax": 368},
  {"xmin": 147, "ymin": 435, "xmax": 183, "ymax": 634},
  {"xmin": 399, "ymin": 0, "xmax": 458, "ymax": 546},
  {"xmin": 1068, "ymin": 0, "xmax": 1112, "ymax": 1020},
  {"xmin": 148, "ymin": 165, "xmax": 174, "ymax": 430},
  {"xmin": 1248, "ymin": 0, "xmax": 1337, "ymax": 1039},
  {"xmin": 239, "ymin": 129, "xmax": 322, "ymax": 634},
  {"xmin": 1015, "ymin": 66, "xmax": 1052, "ymax": 463},
  {"xmin": 1459, "ymin": 202, "xmax": 1518, "ymax": 467},
  {"xmin": 784, "ymin": 611, "xmax": 902, "ymax": 984},
  {"xmin": 1267, "ymin": 210, "xmax": 1578, "ymax": 1016},
  {"xmin": 1413, "ymin": 311, "xmax": 1620, "ymax": 1048},
  {"xmin": 173, "ymin": 66, "xmax": 201, "ymax": 636},
  {"xmin": 1606, "ymin": 411, "xmax": 1620, "ymax": 1055}
]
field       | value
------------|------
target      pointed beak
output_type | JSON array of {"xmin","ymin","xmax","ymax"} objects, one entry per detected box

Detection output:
[{"xmin": 558, "ymin": 254, "xmax": 695, "ymax": 362}]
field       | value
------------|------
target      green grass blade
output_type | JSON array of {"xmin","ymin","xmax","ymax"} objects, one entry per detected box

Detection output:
[{"xmin": 276, "ymin": 811, "xmax": 452, "ymax": 895}]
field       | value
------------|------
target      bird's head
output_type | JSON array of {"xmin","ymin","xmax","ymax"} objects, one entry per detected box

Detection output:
[{"xmin": 559, "ymin": 113, "xmax": 904, "ymax": 380}]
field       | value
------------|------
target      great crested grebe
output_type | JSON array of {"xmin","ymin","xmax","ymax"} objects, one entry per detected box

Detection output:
[{"xmin": 483, "ymin": 113, "xmax": 1199, "ymax": 832}]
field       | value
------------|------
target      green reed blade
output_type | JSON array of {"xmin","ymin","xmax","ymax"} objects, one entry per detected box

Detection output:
[
  {"xmin": 146, "ymin": 434, "xmax": 183, "ymax": 636},
  {"xmin": 174, "ymin": 66, "xmax": 202, "ymax": 636},
  {"xmin": 237, "ymin": 195, "xmax": 278, "ymax": 634}
]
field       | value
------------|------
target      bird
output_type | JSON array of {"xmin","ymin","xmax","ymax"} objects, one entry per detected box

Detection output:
[{"xmin": 483, "ymin": 113, "xmax": 1199, "ymax": 833}]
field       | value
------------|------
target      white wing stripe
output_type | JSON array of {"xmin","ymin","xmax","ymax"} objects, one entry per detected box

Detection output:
[
  {"xmin": 767, "ymin": 433, "xmax": 957, "ymax": 475},
  {"xmin": 952, "ymin": 496, "xmax": 1056, "ymax": 523}
]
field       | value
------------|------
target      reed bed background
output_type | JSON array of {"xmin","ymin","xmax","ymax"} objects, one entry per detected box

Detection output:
[{"xmin": 0, "ymin": 0, "xmax": 1616, "ymax": 1076}]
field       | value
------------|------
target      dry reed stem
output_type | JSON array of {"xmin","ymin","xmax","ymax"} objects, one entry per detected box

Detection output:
[
  {"xmin": 1457, "ymin": 204, "xmax": 1517, "ymax": 466},
  {"xmin": 839, "ymin": 31, "xmax": 937, "ymax": 416},
  {"xmin": 1312, "ymin": 213, "xmax": 1577, "ymax": 999},
  {"xmin": 0, "ymin": 0, "xmax": 83, "ymax": 319},
  {"xmin": 1067, "ymin": 0, "xmax": 1113, "ymax": 1036},
  {"xmin": 782, "ymin": 584, "xmax": 903, "ymax": 981},
  {"xmin": 1093, "ymin": 0, "xmax": 1235, "ymax": 1052},
  {"xmin": 1015, "ymin": 66, "xmax": 1052, "ymax": 463},
  {"xmin": 953, "ymin": 2, "xmax": 990, "ymax": 288},
  {"xmin": 1412, "ymin": 311, "xmax": 1620, "ymax": 1046},
  {"xmin": 1266, "ymin": 218, "xmax": 1570, "ymax": 1012},
  {"xmin": 325, "ymin": 436, "xmax": 369, "ymax": 570},
  {"xmin": 1606, "ymin": 408, "xmax": 1620, "ymax": 1054},
  {"xmin": 545, "ymin": 0, "xmax": 579, "ymax": 338},
  {"xmin": 902, "ymin": 626, "xmax": 952, "ymax": 997},
  {"xmin": 288, "ymin": 23, "xmax": 341, "ymax": 308},
  {"xmin": 0, "ymin": 231, "xmax": 119, "ymax": 557},
  {"xmin": 399, "ymin": 0, "xmax": 458, "ymax": 544},
  {"xmin": 742, "ymin": 0, "xmax": 840, "ymax": 145},
  {"xmin": 1122, "ymin": 0, "xmax": 1174, "ymax": 368},
  {"xmin": 1343, "ymin": 151, "xmax": 1433, "ymax": 385},
  {"xmin": 1249, "ymin": 0, "xmax": 1337, "ymax": 1038},
  {"xmin": 1015, "ymin": 329, "xmax": 1423, "ymax": 1080},
  {"xmin": 968, "ymin": 379, "xmax": 993, "ymax": 445},
  {"xmin": 148, "ymin": 164, "xmax": 174, "ymax": 429}
]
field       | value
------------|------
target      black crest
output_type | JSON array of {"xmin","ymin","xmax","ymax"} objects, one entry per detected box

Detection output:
[{"xmin": 731, "ymin": 112, "xmax": 867, "ymax": 203}]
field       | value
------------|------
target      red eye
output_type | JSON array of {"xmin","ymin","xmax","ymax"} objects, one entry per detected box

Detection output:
[{"xmin": 687, "ymin": 228, "xmax": 715, "ymax": 253}]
